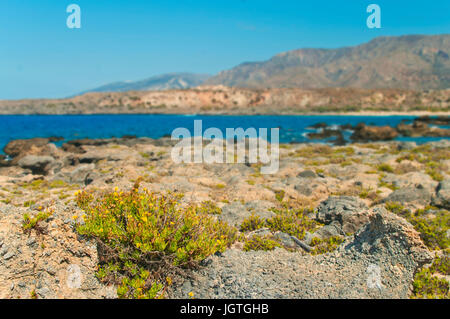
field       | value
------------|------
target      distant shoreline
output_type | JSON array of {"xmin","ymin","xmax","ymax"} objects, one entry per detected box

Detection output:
[{"xmin": 0, "ymin": 87, "xmax": 448, "ymax": 116}]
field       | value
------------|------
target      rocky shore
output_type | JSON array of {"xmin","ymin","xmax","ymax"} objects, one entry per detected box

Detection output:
[
  {"xmin": 0, "ymin": 134, "xmax": 448, "ymax": 299},
  {"xmin": 306, "ymin": 116, "xmax": 450, "ymax": 145}
]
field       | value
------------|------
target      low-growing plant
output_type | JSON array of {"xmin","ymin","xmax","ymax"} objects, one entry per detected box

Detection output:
[
  {"xmin": 75, "ymin": 186, "xmax": 237, "ymax": 299},
  {"xmin": 23, "ymin": 200, "xmax": 36, "ymax": 208},
  {"xmin": 243, "ymin": 235, "xmax": 281, "ymax": 252},
  {"xmin": 408, "ymin": 210, "xmax": 449, "ymax": 250},
  {"xmin": 265, "ymin": 207, "xmax": 320, "ymax": 240},
  {"xmin": 195, "ymin": 200, "xmax": 222, "ymax": 215},
  {"xmin": 240, "ymin": 214, "xmax": 265, "ymax": 232},
  {"xmin": 22, "ymin": 210, "xmax": 53, "ymax": 232},
  {"xmin": 377, "ymin": 163, "xmax": 394, "ymax": 173},
  {"xmin": 274, "ymin": 190, "xmax": 285, "ymax": 202},
  {"xmin": 412, "ymin": 256, "xmax": 449, "ymax": 299},
  {"xmin": 310, "ymin": 236, "xmax": 344, "ymax": 255}
]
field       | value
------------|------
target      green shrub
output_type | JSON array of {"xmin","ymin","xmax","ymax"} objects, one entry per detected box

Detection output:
[
  {"xmin": 310, "ymin": 236, "xmax": 345, "ymax": 255},
  {"xmin": 377, "ymin": 163, "xmax": 394, "ymax": 173},
  {"xmin": 243, "ymin": 235, "xmax": 281, "ymax": 252},
  {"xmin": 412, "ymin": 256, "xmax": 449, "ymax": 299},
  {"xmin": 408, "ymin": 210, "xmax": 449, "ymax": 250},
  {"xmin": 195, "ymin": 200, "xmax": 222, "ymax": 215},
  {"xmin": 76, "ymin": 186, "xmax": 237, "ymax": 299},
  {"xmin": 265, "ymin": 207, "xmax": 320, "ymax": 240},
  {"xmin": 23, "ymin": 200, "xmax": 36, "ymax": 208},
  {"xmin": 240, "ymin": 214, "xmax": 265, "ymax": 232},
  {"xmin": 275, "ymin": 190, "xmax": 285, "ymax": 202},
  {"xmin": 22, "ymin": 210, "xmax": 52, "ymax": 232}
]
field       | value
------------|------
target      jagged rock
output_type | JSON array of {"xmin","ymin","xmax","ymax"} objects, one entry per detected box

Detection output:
[
  {"xmin": 170, "ymin": 208, "xmax": 432, "ymax": 299},
  {"xmin": 432, "ymin": 179, "xmax": 450, "ymax": 209},
  {"xmin": 346, "ymin": 207, "xmax": 432, "ymax": 267},
  {"xmin": 17, "ymin": 155, "xmax": 55, "ymax": 175},
  {"xmin": 316, "ymin": 196, "xmax": 370, "ymax": 234}
]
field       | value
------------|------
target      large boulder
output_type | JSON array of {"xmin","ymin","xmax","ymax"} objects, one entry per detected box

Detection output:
[
  {"xmin": 170, "ymin": 208, "xmax": 432, "ymax": 299},
  {"xmin": 3, "ymin": 137, "xmax": 62, "ymax": 164},
  {"xmin": 316, "ymin": 196, "xmax": 370, "ymax": 234},
  {"xmin": 17, "ymin": 155, "xmax": 55, "ymax": 175},
  {"xmin": 432, "ymin": 179, "xmax": 450, "ymax": 209},
  {"xmin": 382, "ymin": 186, "xmax": 432, "ymax": 206},
  {"xmin": 69, "ymin": 164, "xmax": 97, "ymax": 185}
]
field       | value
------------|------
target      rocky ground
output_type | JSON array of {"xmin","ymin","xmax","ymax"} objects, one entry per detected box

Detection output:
[{"xmin": 0, "ymin": 134, "xmax": 448, "ymax": 299}]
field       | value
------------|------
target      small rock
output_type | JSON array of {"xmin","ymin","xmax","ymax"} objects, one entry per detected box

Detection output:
[
  {"xmin": 274, "ymin": 231, "xmax": 296, "ymax": 248},
  {"xmin": 298, "ymin": 170, "xmax": 317, "ymax": 179},
  {"xmin": 3, "ymin": 251, "xmax": 15, "ymax": 260}
]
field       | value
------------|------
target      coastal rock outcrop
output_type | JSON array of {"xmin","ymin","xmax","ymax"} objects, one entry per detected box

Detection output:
[
  {"xmin": 351, "ymin": 123, "xmax": 398, "ymax": 141},
  {"xmin": 315, "ymin": 196, "xmax": 370, "ymax": 234},
  {"xmin": 170, "ymin": 208, "xmax": 432, "ymax": 299}
]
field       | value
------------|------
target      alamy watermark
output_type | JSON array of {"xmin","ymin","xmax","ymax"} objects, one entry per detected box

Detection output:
[
  {"xmin": 66, "ymin": 4, "xmax": 81, "ymax": 29},
  {"xmin": 66, "ymin": 264, "xmax": 82, "ymax": 289},
  {"xmin": 367, "ymin": 4, "xmax": 381, "ymax": 29},
  {"xmin": 171, "ymin": 120, "xmax": 279, "ymax": 174},
  {"xmin": 366, "ymin": 264, "xmax": 382, "ymax": 289}
]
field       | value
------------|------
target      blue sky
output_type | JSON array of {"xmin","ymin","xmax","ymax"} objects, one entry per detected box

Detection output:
[{"xmin": 1, "ymin": 0, "xmax": 449, "ymax": 99}]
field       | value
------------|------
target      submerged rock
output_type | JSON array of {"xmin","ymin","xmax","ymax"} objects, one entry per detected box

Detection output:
[{"xmin": 351, "ymin": 123, "xmax": 398, "ymax": 141}]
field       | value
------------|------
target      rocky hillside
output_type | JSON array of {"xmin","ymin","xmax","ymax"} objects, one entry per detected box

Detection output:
[
  {"xmin": 206, "ymin": 34, "xmax": 450, "ymax": 90},
  {"xmin": 80, "ymin": 73, "xmax": 211, "ymax": 94},
  {"xmin": 0, "ymin": 87, "xmax": 449, "ymax": 115}
]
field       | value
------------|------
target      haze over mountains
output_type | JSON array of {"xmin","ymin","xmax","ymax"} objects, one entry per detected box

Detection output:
[
  {"xmin": 82, "ymin": 73, "xmax": 211, "ymax": 94},
  {"xmin": 82, "ymin": 34, "xmax": 449, "ymax": 95}
]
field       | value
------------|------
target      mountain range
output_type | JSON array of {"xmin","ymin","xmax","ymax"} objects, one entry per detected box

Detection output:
[
  {"xmin": 82, "ymin": 73, "xmax": 211, "ymax": 94},
  {"xmin": 82, "ymin": 34, "xmax": 449, "ymax": 94}
]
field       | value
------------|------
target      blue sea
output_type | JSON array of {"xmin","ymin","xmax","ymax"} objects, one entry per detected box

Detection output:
[{"xmin": 0, "ymin": 114, "xmax": 448, "ymax": 154}]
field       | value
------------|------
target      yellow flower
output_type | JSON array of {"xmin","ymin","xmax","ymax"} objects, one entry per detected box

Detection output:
[
  {"xmin": 72, "ymin": 215, "xmax": 78, "ymax": 220},
  {"xmin": 188, "ymin": 292, "xmax": 194, "ymax": 298}
]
